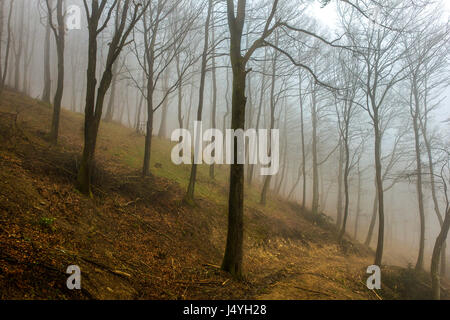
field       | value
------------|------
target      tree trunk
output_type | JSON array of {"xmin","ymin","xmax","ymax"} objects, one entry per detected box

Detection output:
[
  {"xmin": 339, "ymin": 135, "xmax": 351, "ymax": 241},
  {"xmin": 336, "ymin": 139, "xmax": 344, "ymax": 228},
  {"xmin": 311, "ymin": 84, "xmax": 319, "ymax": 215},
  {"xmin": 260, "ymin": 44, "xmax": 277, "ymax": 206},
  {"xmin": 42, "ymin": 0, "xmax": 52, "ymax": 103},
  {"xmin": 104, "ymin": 60, "xmax": 119, "ymax": 122},
  {"xmin": 13, "ymin": 1, "xmax": 24, "ymax": 91},
  {"xmin": 247, "ymin": 50, "xmax": 266, "ymax": 186},
  {"xmin": 365, "ymin": 184, "xmax": 379, "ymax": 246},
  {"xmin": 413, "ymin": 113, "xmax": 425, "ymax": 271},
  {"xmin": 49, "ymin": 0, "xmax": 65, "ymax": 145},
  {"xmin": 354, "ymin": 165, "xmax": 362, "ymax": 239},
  {"xmin": 209, "ymin": 17, "xmax": 217, "ymax": 180},
  {"xmin": 222, "ymin": 66, "xmax": 246, "ymax": 278},
  {"xmin": 185, "ymin": 0, "xmax": 213, "ymax": 202},
  {"xmin": 431, "ymin": 208, "xmax": 450, "ymax": 300},
  {"xmin": 157, "ymin": 70, "xmax": 169, "ymax": 138},
  {"xmin": 0, "ymin": 0, "xmax": 4, "ymax": 96},
  {"xmin": 373, "ymin": 113, "xmax": 385, "ymax": 266}
]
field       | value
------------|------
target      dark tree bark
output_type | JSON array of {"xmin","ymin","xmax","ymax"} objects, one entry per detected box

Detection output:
[
  {"xmin": 311, "ymin": 83, "xmax": 320, "ymax": 215},
  {"xmin": 431, "ymin": 206, "xmax": 450, "ymax": 299},
  {"xmin": 411, "ymin": 82, "xmax": 426, "ymax": 271},
  {"xmin": 2, "ymin": 0, "xmax": 13, "ymax": 88},
  {"xmin": 185, "ymin": 0, "xmax": 213, "ymax": 202},
  {"xmin": 209, "ymin": 12, "xmax": 217, "ymax": 180},
  {"xmin": 336, "ymin": 139, "xmax": 344, "ymax": 228},
  {"xmin": 260, "ymin": 39, "xmax": 278, "ymax": 206},
  {"xmin": 77, "ymin": 0, "xmax": 148, "ymax": 195},
  {"xmin": 13, "ymin": 0, "xmax": 24, "ymax": 91},
  {"xmin": 0, "ymin": 0, "xmax": 5, "ymax": 96},
  {"xmin": 222, "ymin": 0, "xmax": 279, "ymax": 277},
  {"xmin": 157, "ymin": 69, "xmax": 170, "ymax": 138},
  {"xmin": 104, "ymin": 58, "xmax": 120, "ymax": 122},
  {"xmin": 247, "ymin": 49, "xmax": 267, "ymax": 186},
  {"xmin": 46, "ymin": 0, "xmax": 65, "ymax": 145},
  {"xmin": 42, "ymin": 0, "xmax": 52, "ymax": 103}
]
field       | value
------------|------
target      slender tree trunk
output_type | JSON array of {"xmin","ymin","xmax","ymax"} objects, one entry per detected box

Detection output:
[
  {"xmin": 209, "ymin": 17, "xmax": 217, "ymax": 179},
  {"xmin": 104, "ymin": 60, "xmax": 119, "ymax": 122},
  {"xmin": 354, "ymin": 165, "xmax": 362, "ymax": 239},
  {"xmin": 422, "ymin": 120, "xmax": 445, "ymax": 277},
  {"xmin": 339, "ymin": 135, "xmax": 351, "ymax": 241},
  {"xmin": 260, "ymin": 44, "xmax": 278, "ymax": 205},
  {"xmin": 336, "ymin": 139, "xmax": 344, "ymax": 228},
  {"xmin": 247, "ymin": 50, "xmax": 266, "ymax": 186},
  {"xmin": 413, "ymin": 113, "xmax": 425, "ymax": 271},
  {"xmin": 300, "ymin": 77, "xmax": 306, "ymax": 209},
  {"xmin": 431, "ymin": 208, "xmax": 450, "ymax": 300},
  {"xmin": 49, "ymin": 0, "xmax": 65, "ymax": 145},
  {"xmin": 373, "ymin": 112, "xmax": 385, "ymax": 266},
  {"xmin": 311, "ymin": 84, "xmax": 319, "ymax": 215},
  {"xmin": 222, "ymin": 65, "xmax": 246, "ymax": 278},
  {"xmin": 175, "ymin": 55, "xmax": 183, "ymax": 131},
  {"xmin": 42, "ymin": 0, "xmax": 52, "ymax": 103},
  {"xmin": 142, "ymin": 80, "xmax": 154, "ymax": 176},
  {"xmin": 2, "ymin": 1, "xmax": 14, "ymax": 89},
  {"xmin": 157, "ymin": 70, "xmax": 169, "ymax": 138},
  {"xmin": 365, "ymin": 185, "xmax": 379, "ymax": 246},
  {"xmin": 0, "ymin": 0, "xmax": 4, "ymax": 96},
  {"xmin": 185, "ymin": 0, "xmax": 213, "ymax": 202},
  {"xmin": 13, "ymin": 1, "xmax": 24, "ymax": 91}
]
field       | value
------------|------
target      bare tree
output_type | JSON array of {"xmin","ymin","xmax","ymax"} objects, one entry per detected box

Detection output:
[
  {"xmin": 77, "ymin": 0, "xmax": 150, "ymax": 195},
  {"xmin": 46, "ymin": 0, "xmax": 65, "ymax": 145},
  {"xmin": 41, "ymin": 0, "xmax": 52, "ymax": 103},
  {"xmin": 185, "ymin": 0, "xmax": 214, "ymax": 202},
  {"xmin": 340, "ymin": 1, "xmax": 419, "ymax": 265},
  {"xmin": 431, "ymin": 145, "xmax": 450, "ymax": 299}
]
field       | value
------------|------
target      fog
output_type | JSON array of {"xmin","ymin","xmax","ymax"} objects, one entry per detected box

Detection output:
[{"xmin": 1, "ymin": 0, "xmax": 450, "ymax": 279}]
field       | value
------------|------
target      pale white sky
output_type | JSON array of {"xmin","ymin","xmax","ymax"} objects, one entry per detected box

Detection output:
[
  {"xmin": 306, "ymin": 0, "xmax": 450, "ymax": 120},
  {"xmin": 307, "ymin": 0, "xmax": 450, "ymax": 28}
]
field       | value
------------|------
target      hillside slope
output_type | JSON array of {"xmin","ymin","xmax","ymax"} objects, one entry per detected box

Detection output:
[{"xmin": 0, "ymin": 89, "xmax": 444, "ymax": 300}]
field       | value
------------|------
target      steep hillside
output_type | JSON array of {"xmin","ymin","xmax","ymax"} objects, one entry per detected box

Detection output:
[{"xmin": 0, "ymin": 89, "xmax": 445, "ymax": 300}]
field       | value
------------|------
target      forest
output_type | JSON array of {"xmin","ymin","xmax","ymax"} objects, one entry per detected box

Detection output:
[{"xmin": 0, "ymin": 0, "xmax": 449, "ymax": 301}]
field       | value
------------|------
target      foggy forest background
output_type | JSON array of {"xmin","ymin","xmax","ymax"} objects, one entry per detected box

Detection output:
[{"xmin": 0, "ymin": 0, "xmax": 450, "ymax": 299}]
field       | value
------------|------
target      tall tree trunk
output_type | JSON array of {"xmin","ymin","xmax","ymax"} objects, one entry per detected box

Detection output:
[
  {"xmin": 339, "ymin": 134, "xmax": 351, "ymax": 241},
  {"xmin": 49, "ymin": 0, "xmax": 65, "ymax": 145},
  {"xmin": 42, "ymin": 0, "xmax": 52, "ymax": 103},
  {"xmin": 311, "ymin": 84, "xmax": 319, "ymax": 215},
  {"xmin": 13, "ymin": 0, "xmax": 24, "ymax": 91},
  {"xmin": 431, "ymin": 208, "xmax": 450, "ymax": 300},
  {"xmin": 185, "ymin": 0, "xmax": 213, "ymax": 202},
  {"xmin": 0, "ymin": 0, "xmax": 4, "ymax": 96},
  {"xmin": 2, "ymin": 1, "xmax": 13, "ymax": 89},
  {"xmin": 175, "ymin": 55, "xmax": 183, "ymax": 131},
  {"xmin": 299, "ymin": 76, "xmax": 306, "ymax": 209},
  {"xmin": 336, "ymin": 139, "xmax": 344, "ymax": 228},
  {"xmin": 157, "ymin": 70, "xmax": 169, "ymax": 138},
  {"xmin": 209, "ymin": 16, "xmax": 217, "ymax": 180},
  {"xmin": 354, "ymin": 165, "xmax": 362, "ymax": 239},
  {"xmin": 373, "ymin": 112, "xmax": 385, "ymax": 266},
  {"xmin": 260, "ymin": 43, "xmax": 278, "ymax": 206},
  {"xmin": 413, "ymin": 112, "xmax": 425, "ymax": 271},
  {"xmin": 421, "ymin": 116, "xmax": 445, "ymax": 276},
  {"xmin": 247, "ymin": 49, "xmax": 266, "ymax": 186},
  {"xmin": 365, "ymin": 185, "xmax": 379, "ymax": 246},
  {"xmin": 222, "ymin": 63, "xmax": 246, "ymax": 278},
  {"xmin": 104, "ymin": 59, "xmax": 119, "ymax": 122}
]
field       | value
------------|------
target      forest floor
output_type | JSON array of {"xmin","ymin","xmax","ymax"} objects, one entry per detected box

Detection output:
[{"xmin": 0, "ymin": 89, "xmax": 448, "ymax": 300}]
